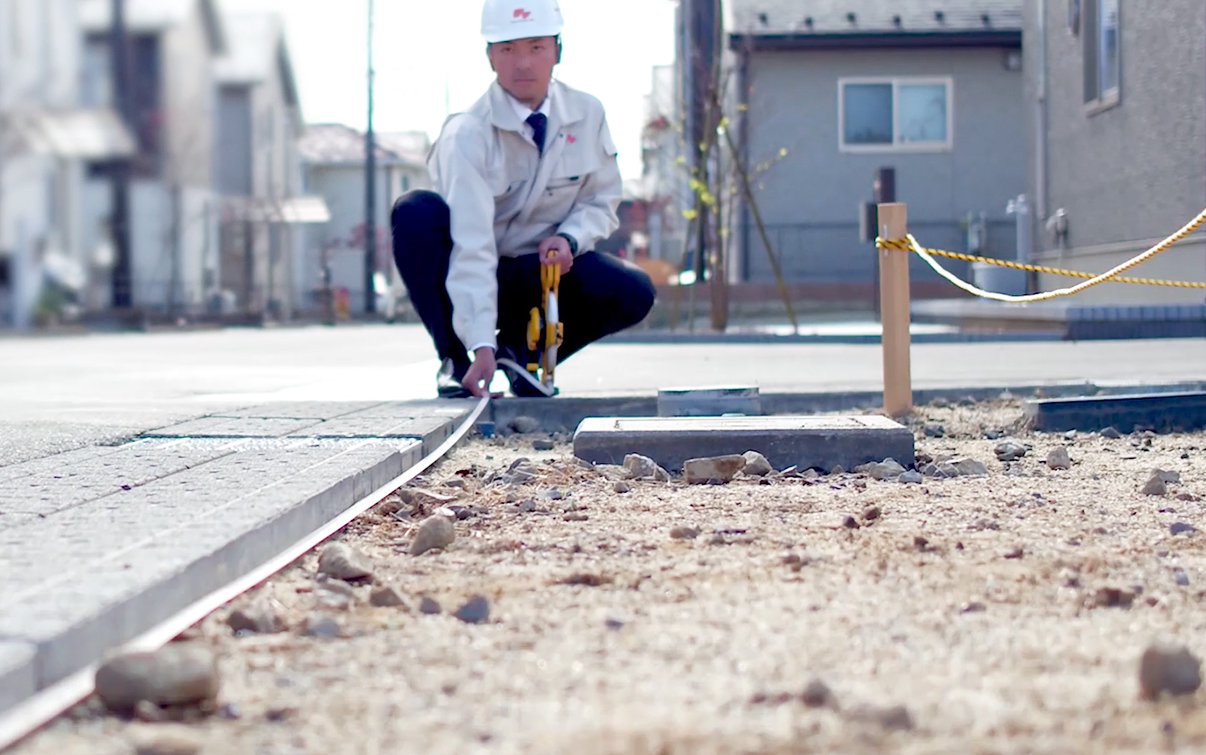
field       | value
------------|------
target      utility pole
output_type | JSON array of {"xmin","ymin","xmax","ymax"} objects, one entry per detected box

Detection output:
[
  {"xmin": 363, "ymin": 0, "xmax": 377, "ymax": 316},
  {"xmin": 110, "ymin": 0, "xmax": 133, "ymax": 309}
]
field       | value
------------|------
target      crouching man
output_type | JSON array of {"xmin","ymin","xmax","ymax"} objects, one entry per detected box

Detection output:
[{"xmin": 391, "ymin": 0, "xmax": 656, "ymax": 399}]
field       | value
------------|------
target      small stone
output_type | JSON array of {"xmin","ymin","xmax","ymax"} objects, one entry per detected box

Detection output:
[
  {"xmin": 95, "ymin": 644, "xmax": 219, "ymax": 713},
  {"xmin": 227, "ymin": 601, "xmax": 285, "ymax": 635},
  {"xmin": 441, "ymin": 477, "xmax": 467, "ymax": 489},
  {"xmin": 132, "ymin": 727, "xmax": 202, "ymax": 755},
  {"xmin": 604, "ymin": 618, "xmax": 625, "ymax": 630},
  {"xmin": 801, "ymin": 679, "xmax": 835, "ymax": 708},
  {"xmin": 683, "ymin": 455, "xmax": 748, "ymax": 484},
  {"xmin": 518, "ymin": 499, "xmax": 537, "ymax": 513},
  {"xmin": 302, "ymin": 614, "xmax": 342, "ymax": 638},
  {"xmin": 855, "ymin": 458, "xmax": 906, "ymax": 480},
  {"xmin": 984, "ymin": 430, "xmax": 1004, "ymax": 440},
  {"xmin": 862, "ymin": 505, "xmax": 882, "ymax": 522},
  {"xmin": 410, "ymin": 516, "xmax": 456, "ymax": 556},
  {"xmin": 510, "ymin": 416, "xmax": 541, "ymax": 434},
  {"xmin": 1156, "ymin": 469, "xmax": 1182, "ymax": 484},
  {"xmin": 843, "ymin": 516, "xmax": 860, "ymax": 530},
  {"xmin": 453, "ymin": 595, "xmax": 490, "ymax": 624},
  {"xmin": 740, "ymin": 451, "xmax": 774, "ymax": 477},
  {"xmin": 370, "ymin": 585, "xmax": 407, "ymax": 608},
  {"xmin": 613, "ymin": 481, "xmax": 632, "ymax": 494},
  {"xmin": 1064, "ymin": 430, "xmax": 1078, "ymax": 440},
  {"xmin": 995, "ymin": 440, "xmax": 1029, "ymax": 462},
  {"xmin": 1140, "ymin": 645, "xmax": 1202, "ymax": 699},
  {"xmin": 532, "ymin": 439, "xmax": 555, "ymax": 452},
  {"xmin": 1046, "ymin": 447, "xmax": 1072, "ymax": 470},
  {"xmin": 317, "ymin": 542, "xmax": 374, "ymax": 583},
  {"xmin": 419, "ymin": 596, "xmax": 442, "ymax": 615},
  {"xmin": 960, "ymin": 601, "xmax": 987, "ymax": 614},
  {"xmin": 829, "ymin": 465, "xmax": 845, "ymax": 476},
  {"xmin": 1092, "ymin": 587, "xmax": 1136, "ymax": 609},
  {"xmin": 950, "ymin": 458, "xmax": 988, "ymax": 477},
  {"xmin": 1101, "ymin": 426, "xmax": 1122, "ymax": 439},
  {"xmin": 924, "ymin": 424, "xmax": 945, "ymax": 438},
  {"xmin": 898, "ymin": 470, "xmax": 923, "ymax": 484},
  {"xmin": 1003, "ymin": 546, "xmax": 1024, "ymax": 559},
  {"xmin": 1174, "ymin": 570, "xmax": 1190, "ymax": 586},
  {"xmin": 670, "ymin": 526, "xmax": 700, "ymax": 540},
  {"xmin": 1170, "ymin": 522, "xmax": 1198, "ymax": 536},
  {"xmin": 1143, "ymin": 475, "xmax": 1168, "ymax": 497},
  {"xmin": 623, "ymin": 454, "xmax": 671, "ymax": 482},
  {"xmin": 398, "ymin": 488, "xmax": 457, "ymax": 508}
]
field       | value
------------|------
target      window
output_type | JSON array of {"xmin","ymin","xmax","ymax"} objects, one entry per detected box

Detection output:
[
  {"xmin": 1083, "ymin": 0, "xmax": 1120, "ymax": 108},
  {"xmin": 840, "ymin": 78, "xmax": 953, "ymax": 152}
]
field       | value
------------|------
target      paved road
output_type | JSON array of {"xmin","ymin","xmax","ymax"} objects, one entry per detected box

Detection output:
[{"xmin": 2, "ymin": 324, "xmax": 1203, "ymax": 461}]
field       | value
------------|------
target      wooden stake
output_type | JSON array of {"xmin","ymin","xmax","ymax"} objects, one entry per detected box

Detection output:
[{"xmin": 878, "ymin": 203, "xmax": 912, "ymax": 418}]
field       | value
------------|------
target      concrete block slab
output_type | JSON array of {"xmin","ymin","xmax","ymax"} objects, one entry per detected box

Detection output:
[
  {"xmin": 288, "ymin": 417, "xmax": 453, "ymax": 455},
  {"xmin": 0, "ymin": 439, "xmax": 421, "ymax": 695},
  {"xmin": 0, "ymin": 641, "xmax": 36, "ymax": 714},
  {"xmin": 143, "ymin": 417, "xmax": 322, "ymax": 438},
  {"xmin": 213, "ymin": 402, "xmax": 383, "ymax": 420},
  {"xmin": 573, "ymin": 415, "xmax": 914, "ymax": 474},
  {"xmin": 343, "ymin": 401, "xmax": 475, "ymax": 420},
  {"xmin": 657, "ymin": 387, "xmax": 760, "ymax": 417},
  {"xmin": 1025, "ymin": 391, "xmax": 1206, "ymax": 433}
]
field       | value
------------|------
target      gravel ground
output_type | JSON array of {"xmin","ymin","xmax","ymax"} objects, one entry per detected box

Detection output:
[{"xmin": 13, "ymin": 399, "xmax": 1206, "ymax": 755}]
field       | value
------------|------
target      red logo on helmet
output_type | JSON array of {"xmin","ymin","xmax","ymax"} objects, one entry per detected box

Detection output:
[{"xmin": 513, "ymin": 8, "xmax": 531, "ymax": 19}]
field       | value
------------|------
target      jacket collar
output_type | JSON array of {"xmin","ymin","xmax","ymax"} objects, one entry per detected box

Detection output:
[{"xmin": 486, "ymin": 80, "xmax": 584, "ymax": 134}]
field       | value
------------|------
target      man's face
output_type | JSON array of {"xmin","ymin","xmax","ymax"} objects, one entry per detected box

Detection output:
[{"xmin": 487, "ymin": 36, "xmax": 558, "ymax": 106}]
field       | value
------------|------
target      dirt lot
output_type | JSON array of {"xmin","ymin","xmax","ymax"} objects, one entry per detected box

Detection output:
[{"xmin": 14, "ymin": 399, "xmax": 1206, "ymax": 755}]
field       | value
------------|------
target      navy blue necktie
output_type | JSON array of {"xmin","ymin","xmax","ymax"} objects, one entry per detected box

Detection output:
[{"xmin": 526, "ymin": 113, "xmax": 548, "ymax": 156}]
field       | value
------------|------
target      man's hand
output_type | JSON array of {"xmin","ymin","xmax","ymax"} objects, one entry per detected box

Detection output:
[
  {"xmin": 460, "ymin": 347, "xmax": 497, "ymax": 398},
  {"xmin": 538, "ymin": 235, "xmax": 573, "ymax": 274}
]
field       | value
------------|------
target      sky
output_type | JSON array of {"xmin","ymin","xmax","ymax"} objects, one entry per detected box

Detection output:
[{"xmin": 220, "ymin": 0, "xmax": 679, "ymax": 179}]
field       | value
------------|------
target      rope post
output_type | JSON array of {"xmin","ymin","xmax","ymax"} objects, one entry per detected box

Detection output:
[{"xmin": 878, "ymin": 203, "xmax": 912, "ymax": 418}]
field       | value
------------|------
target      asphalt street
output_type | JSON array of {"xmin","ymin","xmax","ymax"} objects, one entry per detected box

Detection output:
[{"xmin": 1, "ymin": 324, "xmax": 1204, "ymax": 465}]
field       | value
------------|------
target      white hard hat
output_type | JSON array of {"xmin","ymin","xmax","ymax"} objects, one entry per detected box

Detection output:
[{"xmin": 481, "ymin": 0, "xmax": 564, "ymax": 44}]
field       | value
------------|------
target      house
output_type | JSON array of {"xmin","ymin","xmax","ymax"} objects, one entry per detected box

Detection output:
[
  {"xmin": 77, "ymin": 0, "xmax": 227, "ymax": 316},
  {"xmin": 213, "ymin": 11, "xmax": 328, "ymax": 321},
  {"xmin": 297, "ymin": 124, "xmax": 429, "ymax": 317},
  {"xmin": 725, "ymin": 0, "xmax": 1027, "ymax": 306},
  {"xmin": 1024, "ymin": 0, "xmax": 1206, "ymax": 305},
  {"xmin": 0, "ymin": 0, "xmax": 135, "ymax": 327}
]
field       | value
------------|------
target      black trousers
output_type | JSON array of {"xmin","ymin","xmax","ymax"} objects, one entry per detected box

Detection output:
[{"xmin": 391, "ymin": 190, "xmax": 656, "ymax": 379}]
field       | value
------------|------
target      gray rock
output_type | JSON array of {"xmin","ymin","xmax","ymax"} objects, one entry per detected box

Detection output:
[
  {"xmin": 95, "ymin": 644, "xmax": 219, "ymax": 713},
  {"xmin": 595, "ymin": 464, "xmax": 629, "ymax": 481},
  {"xmin": 1156, "ymin": 469, "xmax": 1182, "ymax": 484},
  {"xmin": 303, "ymin": 614, "xmax": 342, "ymax": 638},
  {"xmin": 801, "ymin": 679, "xmax": 835, "ymax": 708},
  {"xmin": 419, "ymin": 596, "xmax": 442, "ymax": 615},
  {"xmin": 829, "ymin": 465, "xmax": 845, "ymax": 476},
  {"xmin": 683, "ymin": 455, "xmax": 747, "ymax": 485},
  {"xmin": 1046, "ymin": 447, "xmax": 1072, "ymax": 470},
  {"xmin": 951, "ymin": 458, "xmax": 989, "ymax": 477},
  {"xmin": 370, "ymin": 585, "xmax": 407, "ymax": 608},
  {"xmin": 1100, "ymin": 426, "xmax": 1123, "ymax": 439},
  {"xmin": 453, "ymin": 595, "xmax": 491, "ymax": 624},
  {"xmin": 623, "ymin": 454, "xmax": 671, "ymax": 482},
  {"xmin": 410, "ymin": 516, "xmax": 456, "ymax": 556},
  {"xmin": 317, "ymin": 542, "xmax": 374, "ymax": 583},
  {"xmin": 518, "ymin": 499, "xmax": 537, "ymax": 513},
  {"xmin": 1170, "ymin": 522, "xmax": 1198, "ymax": 536},
  {"xmin": 1143, "ymin": 474, "xmax": 1168, "ymax": 497},
  {"xmin": 398, "ymin": 488, "xmax": 457, "ymax": 509},
  {"xmin": 1140, "ymin": 644, "xmax": 1202, "ymax": 699},
  {"xmin": 1174, "ymin": 569, "xmax": 1190, "ymax": 586},
  {"xmin": 1064, "ymin": 430, "xmax": 1078, "ymax": 440},
  {"xmin": 994, "ymin": 440, "xmax": 1029, "ymax": 462},
  {"xmin": 227, "ymin": 601, "xmax": 285, "ymax": 635},
  {"xmin": 613, "ymin": 481, "xmax": 632, "ymax": 494},
  {"xmin": 543, "ymin": 488, "xmax": 565, "ymax": 501},
  {"xmin": 510, "ymin": 416, "xmax": 541, "ymax": 434},
  {"xmin": 848, "ymin": 704, "xmax": 914, "ymax": 731},
  {"xmin": 862, "ymin": 505, "xmax": 882, "ymax": 522},
  {"xmin": 670, "ymin": 526, "xmax": 701, "ymax": 540},
  {"xmin": 899, "ymin": 470, "xmax": 923, "ymax": 484},
  {"xmin": 923, "ymin": 424, "xmax": 945, "ymax": 438},
  {"xmin": 855, "ymin": 458, "xmax": 906, "ymax": 481},
  {"xmin": 532, "ymin": 439, "xmax": 555, "ymax": 452},
  {"xmin": 741, "ymin": 451, "xmax": 774, "ymax": 477}
]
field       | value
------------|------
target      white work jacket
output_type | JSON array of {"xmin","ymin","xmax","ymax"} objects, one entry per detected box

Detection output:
[{"xmin": 428, "ymin": 80, "xmax": 622, "ymax": 352}]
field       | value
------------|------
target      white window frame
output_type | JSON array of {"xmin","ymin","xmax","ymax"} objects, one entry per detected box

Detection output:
[
  {"xmin": 1083, "ymin": 0, "xmax": 1121, "ymax": 114},
  {"xmin": 838, "ymin": 76, "xmax": 955, "ymax": 154}
]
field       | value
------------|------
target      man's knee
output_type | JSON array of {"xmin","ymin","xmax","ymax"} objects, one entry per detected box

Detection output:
[
  {"xmin": 391, "ymin": 190, "xmax": 448, "ymax": 232},
  {"xmin": 623, "ymin": 266, "xmax": 657, "ymax": 326}
]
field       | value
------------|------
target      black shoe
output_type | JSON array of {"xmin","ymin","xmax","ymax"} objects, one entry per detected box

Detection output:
[
  {"xmin": 436, "ymin": 358, "xmax": 473, "ymax": 399},
  {"xmin": 496, "ymin": 345, "xmax": 558, "ymax": 398}
]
